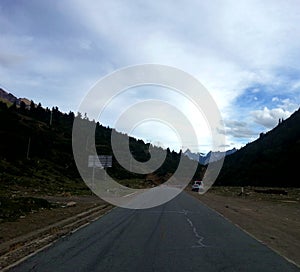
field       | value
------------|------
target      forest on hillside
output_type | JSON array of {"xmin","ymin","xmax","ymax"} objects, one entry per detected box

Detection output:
[
  {"xmin": 2, "ymin": 93, "xmax": 299, "ymax": 195},
  {"xmin": 0, "ymin": 100, "xmax": 204, "ymax": 195},
  {"xmin": 216, "ymin": 108, "xmax": 300, "ymax": 187}
]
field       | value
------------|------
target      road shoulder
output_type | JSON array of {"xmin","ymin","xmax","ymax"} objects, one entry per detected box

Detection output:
[
  {"xmin": 187, "ymin": 188, "xmax": 300, "ymax": 268},
  {"xmin": 0, "ymin": 194, "xmax": 113, "ymax": 271}
]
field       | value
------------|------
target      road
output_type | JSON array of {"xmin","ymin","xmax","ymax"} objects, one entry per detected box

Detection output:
[{"xmin": 10, "ymin": 192, "xmax": 299, "ymax": 272}]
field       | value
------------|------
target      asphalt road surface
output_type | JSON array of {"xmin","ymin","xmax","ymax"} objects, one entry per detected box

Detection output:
[{"xmin": 10, "ymin": 192, "xmax": 299, "ymax": 272}]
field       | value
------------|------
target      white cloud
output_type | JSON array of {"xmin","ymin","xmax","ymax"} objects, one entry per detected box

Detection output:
[
  {"xmin": 251, "ymin": 106, "xmax": 292, "ymax": 128},
  {"xmin": 291, "ymin": 80, "xmax": 300, "ymax": 90},
  {"xmin": 67, "ymin": 0, "xmax": 300, "ymax": 106},
  {"xmin": 222, "ymin": 120, "xmax": 258, "ymax": 138},
  {"xmin": 278, "ymin": 98, "xmax": 299, "ymax": 112},
  {"xmin": 1, "ymin": 0, "xmax": 300, "ymax": 152}
]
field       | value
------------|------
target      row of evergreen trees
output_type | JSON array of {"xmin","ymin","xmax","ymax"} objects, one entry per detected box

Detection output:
[
  {"xmin": 0, "ymin": 100, "xmax": 204, "ymax": 187},
  {"xmin": 216, "ymin": 108, "xmax": 300, "ymax": 187}
]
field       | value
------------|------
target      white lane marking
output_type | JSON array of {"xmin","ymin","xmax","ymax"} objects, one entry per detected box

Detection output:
[{"xmin": 124, "ymin": 192, "xmax": 138, "ymax": 198}]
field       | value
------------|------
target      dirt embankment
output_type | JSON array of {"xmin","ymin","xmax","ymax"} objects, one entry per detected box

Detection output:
[
  {"xmin": 0, "ymin": 194, "xmax": 113, "ymax": 270},
  {"xmin": 188, "ymin": 186, "xmax": 300, "ymax": 267}
]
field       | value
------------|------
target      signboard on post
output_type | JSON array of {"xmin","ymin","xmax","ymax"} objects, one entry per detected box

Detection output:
[
  {"xmin": 98, "ymin": 155, "xmax": 112, "ymax": 168},
  {"xmin": 88, "ymin": 155, "xmax": 112, "ymax": 168},
  {"xmin": 88, "ymin": 155, "xmax": 112, "ymax": 188}
]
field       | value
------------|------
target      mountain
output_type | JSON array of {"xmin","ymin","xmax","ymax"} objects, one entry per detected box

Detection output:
[
  {"xmin": 0, "ymin": 89, "xmax": 205, "ymax": 196},
  {"xmin": 183, "ymin": 149, "xmax": 204, "ymax": 162},
  {"xmin": 184, "ymin": 148, "xmax": 237, "ymax": 165},
  {"xmin": 0, "ymin": 88, "xmax": 31, "ymax": 107},
  {"xmin": 3, "ymin": 88, "xmax": 298, "ymax": 191},
  {"xmin": 216, "ymin": 108, "xmax": 300, "ymax": 187}
]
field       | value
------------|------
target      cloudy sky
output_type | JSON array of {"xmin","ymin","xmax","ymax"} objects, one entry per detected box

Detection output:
[{"xmin": 1, "ymin": 0, "xmax": 300, "ymax": 153}]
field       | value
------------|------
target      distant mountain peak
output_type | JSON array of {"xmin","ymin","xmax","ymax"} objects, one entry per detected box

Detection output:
[{"xmin": 183, "ymin": 147, "xmax": 237, "ymax": 165}]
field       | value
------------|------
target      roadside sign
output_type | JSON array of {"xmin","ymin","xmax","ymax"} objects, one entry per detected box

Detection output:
[
  {"xmin": 88, "ymin": 155, "xmax": 112, "ymax": 168},
  {"xmin": 98, "ymin": 155, "xmax": 112, "ymax": 168}
]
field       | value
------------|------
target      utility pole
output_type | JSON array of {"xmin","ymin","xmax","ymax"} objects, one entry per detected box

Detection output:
[
  {"xmin": 26, "ymin": 137, "xmax": 31, "ymax": 160},
  {"xmin": 49, "ymin": 110, "xmax": 53, "ymax": 126}
]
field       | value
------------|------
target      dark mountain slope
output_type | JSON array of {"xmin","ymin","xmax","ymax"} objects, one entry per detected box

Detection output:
[
  {"xmin": 216, "ymin": 108, "xmax": 300, "ymax": 187},
  {"xmin": 0, "ymin": 90, "xmax": 204, "ymax": 196}
]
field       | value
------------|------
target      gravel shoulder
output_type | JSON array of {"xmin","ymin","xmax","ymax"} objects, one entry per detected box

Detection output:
[{"xmin": 187, "ymin": 187, "xmax": 300, "ymax": 267}]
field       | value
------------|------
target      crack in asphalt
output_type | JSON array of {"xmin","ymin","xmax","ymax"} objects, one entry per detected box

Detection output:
[{"xmin": 183, "ymin": 209, "xmax": 208, "ymax": 248}]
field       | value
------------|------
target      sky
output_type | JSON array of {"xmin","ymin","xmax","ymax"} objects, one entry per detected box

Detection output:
[{"xmin": 0, "ymin": 0, "xmax": 300, "ymax": 154}]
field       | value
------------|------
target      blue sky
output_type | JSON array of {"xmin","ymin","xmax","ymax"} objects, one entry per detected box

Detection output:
[{"xmin": 1, "ymin": 0, "xmax": 300, "ymax": 153}]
